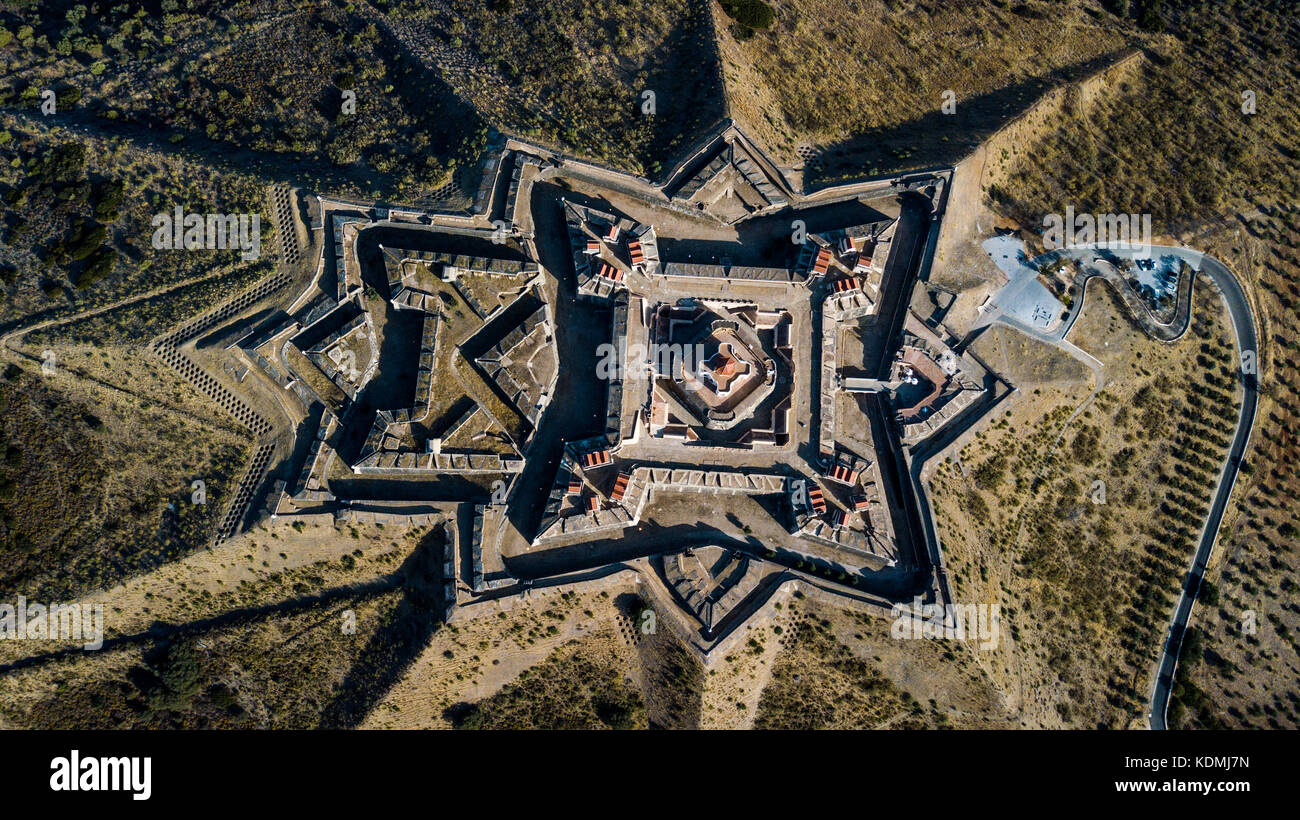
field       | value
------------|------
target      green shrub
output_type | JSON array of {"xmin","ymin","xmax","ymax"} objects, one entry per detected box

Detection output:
[
  {"xmin": 74, "ymin": 246, "xmax": 116, "ymax": 289},
  {"xmin": 92, "ymin": 178, "xmax": 124, "ymax": 221},
  {"xmin": 721, "ymin": 0, "xmax": 775, "ymax": 30},
  {"xmin": 1138, "ymin": 0, "xmax": 1164, "ymax": 32}
]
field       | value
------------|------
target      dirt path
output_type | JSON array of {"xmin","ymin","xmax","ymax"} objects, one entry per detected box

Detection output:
[
  {"xmin": 1, "ymin": 264, "xmax": 242, "ymax": 351},
  {"xmin": 0, "ymin": 519, "xmax": 415, "ymax": 666}
]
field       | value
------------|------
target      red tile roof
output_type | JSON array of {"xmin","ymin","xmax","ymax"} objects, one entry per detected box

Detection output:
[
  {"xmin": 809, "ymin": 485, "xmax": 827, "ymax": 514},
  {"xmin": 827, "ymin": 464, "xmax": 860, "ymax": 485},
  {"xmin": 610, "ymin": 472, "xmax": 631, "ymax": 502},
  {"xmin": 812, "ymin": 247, "xmax": 832, "ymax": 275}
]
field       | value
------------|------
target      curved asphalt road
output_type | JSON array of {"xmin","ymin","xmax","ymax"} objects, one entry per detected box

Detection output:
[{"xmin": 1148, "ymin": 252, "xmax": 1258, "ymax": 729}]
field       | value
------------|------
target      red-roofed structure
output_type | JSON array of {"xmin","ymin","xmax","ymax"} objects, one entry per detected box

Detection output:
[
  {"xmin": 808, "ymin": 485, "xmax": 827, "ymax": 514},
  {"xmin": 826, "ymin": 464, "xmax": 860, "ymax": 485},
  {"xmin": 854, "ymin": 242, "xmax": 877, "ymax": 273},
  {"xmin": 812, "ymin": 246, "xmax": 832, "ymax": 276},
  {"xmin": 610, "ymin": 471, "xmax": 631, "ymax": 502}
]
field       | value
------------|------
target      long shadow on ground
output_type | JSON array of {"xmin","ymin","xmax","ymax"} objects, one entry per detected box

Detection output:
[
  {"xmin": 802, "ymin": 50, "xmax": 1137, "ymax": 190},
  {"xmin": 0, "ymin": 526, "xmax": 455, "ymax": 726},
  {"xmin": 317, "ymin": 526, "xmax": 450, "ymax": 728},
  {"xmin": 0, "ymin": 564, "xmax": 400, "ymax": 676}
]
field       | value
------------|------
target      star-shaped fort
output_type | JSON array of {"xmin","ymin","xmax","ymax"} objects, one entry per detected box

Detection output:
[{"xmin": 182, "ymin": 125, "xmax": 1006, "ymax": 658}]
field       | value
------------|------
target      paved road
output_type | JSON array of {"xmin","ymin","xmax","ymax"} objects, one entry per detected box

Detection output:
[
  {"xmin": 1149, "ymin": 252, "xmax": 1258, "ymax": 729},
  {"xmin": 976, "ymin": 243, "xmax": 1199, "ymax": 346},
  {"xmin": 951, "ymin": 241, "xmax": 1256, "ymax": 728}
]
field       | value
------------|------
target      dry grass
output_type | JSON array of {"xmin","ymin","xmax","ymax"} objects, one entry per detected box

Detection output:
[
  {"xmin": 983, "ymin": 0, "xmax": 1300, "ymax": 727},
  {"xmin": 0, "ymin": 364, "xmax": 248, "ymax": 602},
  {"xmin": 931, "ymin": 285, "xmax": 1238, "ymax": 727},
  {"xmin": 0, "ymin": 2, "xmax": 485, "ymax": 203},
  {"xmin": 395, "ymin": 0, "xmax": 724, "ymax": 177},
  {"xmin": 752, "ymin": 594, "xmax": 1001, "ymax": 728},
  {"xmin": 720, "ymin": 0, "xmax": 1129, "ymax": 173}
]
